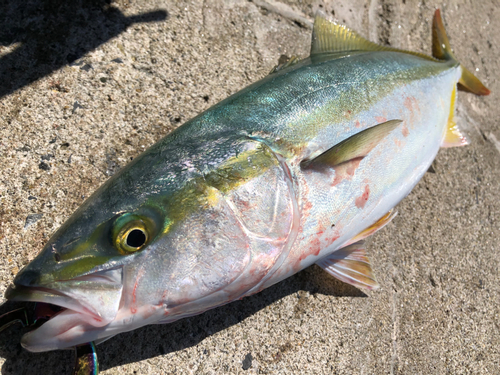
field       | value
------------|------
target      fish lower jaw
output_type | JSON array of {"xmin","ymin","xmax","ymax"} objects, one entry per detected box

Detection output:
[
  {"xmin": 20, "ymin": 308, "xmax": 97, "ymax": 352},
  {"xmin": 21, "ymin": 303, "xmax": 168, "ymax": 352}
]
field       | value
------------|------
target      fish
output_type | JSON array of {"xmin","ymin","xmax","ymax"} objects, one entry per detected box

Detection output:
[{"xmin": 3, "ymin": 9, "xmax": 489, "ymax": 357}]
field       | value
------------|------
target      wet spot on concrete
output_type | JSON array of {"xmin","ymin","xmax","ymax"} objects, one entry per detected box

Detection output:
[
  {"xmin": 242, "ymin": 353, "xmax": 253, "ymax": 370},
  {"xmin": 80, "ymin": 63, "xmax": 93, "ymax": 72},
  {"xmin": 72, "ymin": 101, "xmax": 83, "ymax": 113},
  {"xmin": 39, "ymin": 161, "xmax": 50, "ymax": 171}
]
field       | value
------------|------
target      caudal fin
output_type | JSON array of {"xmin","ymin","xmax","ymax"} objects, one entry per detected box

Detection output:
[{"xmin": 432, "ymin": 9, "xmax": 490, "ymax": 96}]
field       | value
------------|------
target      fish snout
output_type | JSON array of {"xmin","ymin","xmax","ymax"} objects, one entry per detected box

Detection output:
[{"xmin": 12, "ymin": 269, "xmax": 42, "ymax": 287}]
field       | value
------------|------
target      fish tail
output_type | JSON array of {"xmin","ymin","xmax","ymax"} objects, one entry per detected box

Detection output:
[{"xmin": 432, "ymin": 9, "xmax": 490, "ymax": 96}]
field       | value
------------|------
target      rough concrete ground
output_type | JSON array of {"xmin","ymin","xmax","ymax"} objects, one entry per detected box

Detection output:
[{"xmin": 0, "ymin": 0, "xmax": 498, "ymax": 374}]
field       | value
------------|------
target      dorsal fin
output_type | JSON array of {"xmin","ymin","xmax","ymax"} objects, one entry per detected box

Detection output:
[
  {"xmin": 431, "ymin": 9, "xmax": 454, "ymax": 61},
  {"xmin": 301, "ymin": 119, "xmax": 402, "ymax": 170},
  {"xmin": 311, "ymin": 13, "xmax": 436, "ymax": 62},
  {"xmin": 311, "ymin": 13, "xmax": 386, "ymax": 56}
]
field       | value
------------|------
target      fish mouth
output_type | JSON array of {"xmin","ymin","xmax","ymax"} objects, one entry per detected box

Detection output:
[{"xmin": 5, "ymin": 268, "xmax": 124, "ymax": 352}]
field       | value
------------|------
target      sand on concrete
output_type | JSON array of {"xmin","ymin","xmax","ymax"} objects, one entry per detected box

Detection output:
[{"xmin": 0, "ymin": 1, "xmax": 498, "ymax": 374}]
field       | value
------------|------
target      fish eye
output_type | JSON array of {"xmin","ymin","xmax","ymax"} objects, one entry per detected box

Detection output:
[{"xmin": 113, "ymin": 214, "xmax": 151, "ymax": 254}]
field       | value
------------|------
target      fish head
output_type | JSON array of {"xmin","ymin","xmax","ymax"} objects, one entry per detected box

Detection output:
[
  {"xmin": 5, "ymin": 136, "xmax": 296, "ymax": 352},
  {"xmin": 5, "ymin": 165, "xmax": 168, "ymax": 351}
]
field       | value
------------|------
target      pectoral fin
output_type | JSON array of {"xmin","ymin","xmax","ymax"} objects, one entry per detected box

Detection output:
[
  {"xmin": 302, "ymin": 119, "xmax": 402, "ymax": 170},
  {"xmin": 316, "ymin": 241, "xmax": 379, "ymax": 290}
]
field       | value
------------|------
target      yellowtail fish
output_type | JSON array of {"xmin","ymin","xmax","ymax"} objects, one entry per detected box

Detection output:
[{"xmin": 2, "ymin": 9, "xmax": 489, "ymax": 361}]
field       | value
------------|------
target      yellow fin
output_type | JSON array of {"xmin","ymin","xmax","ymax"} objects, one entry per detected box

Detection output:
[
  {"xmin": 432, "ymin": 9, "xmax": 490, "ymax": 96},
  {"xmin": 431, "ymin": 9, "xmax": 454, "ymax": 61},
  {"xmin": 458, "ymin": 67, "xmax": 491, "ymax": 96},
  {"xmin": 442, "ymin": 86, "xmax": 468, "ymax": 148},
  {"xmin": 316, "ymin": 241, "xmax": 379, "ymax": 290},
  {"xmin": 301, "ymin": 120, "xmax": 402, "ymax": 170},
  {"xmin": 310, "ymin": 12, "xmax": 435, "ymax": 62},
  {"xmin": 345, "ymin": 209, "xmax": 397, "ymax": 246}
]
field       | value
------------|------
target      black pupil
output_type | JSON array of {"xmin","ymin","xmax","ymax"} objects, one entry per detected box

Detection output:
[{"xmin": 127, "ymin": 229, "xmax": 146, "ymax": 248}]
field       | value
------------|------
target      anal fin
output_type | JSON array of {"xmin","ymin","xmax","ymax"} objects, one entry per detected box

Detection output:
[{"xmin": 316, "ymin": 241, "xmax": 379, "ymax": 290}]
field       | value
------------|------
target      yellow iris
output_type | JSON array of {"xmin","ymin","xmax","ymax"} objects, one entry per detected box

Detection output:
[{"xmin": 113, "ymin": 215, "xmax": 150, "ymax": 254}]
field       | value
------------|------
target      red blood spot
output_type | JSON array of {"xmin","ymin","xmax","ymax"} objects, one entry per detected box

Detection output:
[
  {"xmin": 303, "ymin": 200, "xmax": 313, "ymax": 212},
  {"xmin": 355, "ymin": 120, "xmax": 362, "ymax": 128},
  {"xmin": 331, "ymin": 158, "xmax": 363, "ymax": 186},
  {"xmin": 298, "ymin": 231, "xmax": 340, "ymax": 263},
  {"xmin": 312, "ymin": 238, "xmax": 322, "ymax": 256},
  {"xmin": 355, "ymin": 185, "xmax": 370, "ymax": 209},
  {"xmin": 299, "ymin": 237, "xmax": 321, "ymax": 261},
  {"xmin": 132, "ymin": 281, "xmax": 139, "ymax": 304},
  {"xmin": 131, "ymin": 308, "xmax": 137, "ymax": 314},
  {"xmin": 375, "ymin": 116, "xmax": 387, "ymax": 123},
  {"xmin": 402, "ymin": 124, "xmax": 409, "ymax": 137},
  {"xmin": 345, "ymin": 159, "xmax": 361, "ymax": 176},
  {"xmin": 404, "ymin": 96, "xmax": 417, "ymax": 111}
]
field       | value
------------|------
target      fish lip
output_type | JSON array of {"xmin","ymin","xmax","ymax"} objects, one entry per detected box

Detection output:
[
  {"xmin": 5, "ymin": 267, "xmax": 124, "ymax": 325},
  {"xmin": 5, "ymin": 284, "xmax": 97, "ymax": 320}
]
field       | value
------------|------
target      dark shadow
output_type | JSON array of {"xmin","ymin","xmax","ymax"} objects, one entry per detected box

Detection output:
[
  {"xmin": 0, "ymin": 0, "xmax": 168, "ymax": 99},
  {"xmin": 0, "ymin": 265, "xmax": 365, "ymax": 374}
]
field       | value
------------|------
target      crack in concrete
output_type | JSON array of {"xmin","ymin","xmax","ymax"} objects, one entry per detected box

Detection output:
[
  {"xmin": 390, "ymin": 289, "xmax": 399, "ymax": 375},
  {"xmin": 486, "ymin": 132, "xmax": 500, "ymax": 156},
  {"xmin": 251, "ymin": 0, "xmax": 313, "ymax": 29}
]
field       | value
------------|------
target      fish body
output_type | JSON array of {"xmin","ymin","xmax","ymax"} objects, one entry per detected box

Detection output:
[{"xmin": 5, "ymin": 11, "xmax": 489, "ymax": 353}]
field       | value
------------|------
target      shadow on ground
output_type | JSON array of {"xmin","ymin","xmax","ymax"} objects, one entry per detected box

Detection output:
[
  {"xmin": 0, "ymin": 0, "xmax": 167, "ymax": 99},
  {"xmin": 0, "ymin": 266, "xmax": 365, "ymax": 374}
]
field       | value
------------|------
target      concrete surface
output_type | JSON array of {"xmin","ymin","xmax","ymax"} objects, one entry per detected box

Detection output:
[{"xmin": 0, "ymin": 0, "xmax": 499, "ymax": 374}]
